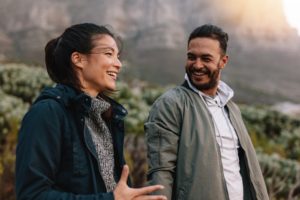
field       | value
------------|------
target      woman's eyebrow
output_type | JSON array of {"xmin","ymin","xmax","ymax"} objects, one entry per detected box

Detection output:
[
  {"xmin": 93, "ymin": 46, "xmax": 115, "ymax": 51},
  {"xmin": 91, "ymin": 46, "xmax": 120, "ymax": 54}
]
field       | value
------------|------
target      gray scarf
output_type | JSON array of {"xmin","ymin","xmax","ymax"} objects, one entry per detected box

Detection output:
[{"xmin": 85, "ymin": 96, "xmax": 117, "ymax": 192}]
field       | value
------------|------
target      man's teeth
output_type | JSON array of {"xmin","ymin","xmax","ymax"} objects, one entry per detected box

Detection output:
[{"xmin": 193, "ymin": 71, "xmax": 205, "ymax": 76}]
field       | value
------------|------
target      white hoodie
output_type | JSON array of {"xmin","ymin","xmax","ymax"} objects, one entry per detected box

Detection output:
[{"xmin": 185, "ymin": 74, "xmax": 243, "ymax": 200}]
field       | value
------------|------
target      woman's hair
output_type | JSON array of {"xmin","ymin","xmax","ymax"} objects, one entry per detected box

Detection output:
[{"xmin": 45, "ymin": 23, "xmax": 120, "ymax": 90}]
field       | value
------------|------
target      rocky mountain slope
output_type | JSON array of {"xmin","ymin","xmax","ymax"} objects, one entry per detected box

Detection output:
[{"xmin": 0, "ymin": 0, "xmax": 299, "ymax": 104}]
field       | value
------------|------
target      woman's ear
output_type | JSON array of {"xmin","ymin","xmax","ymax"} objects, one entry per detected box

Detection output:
[{"xmin": 71, "ymin": 52, "xmax": 85, "ymax": 69}]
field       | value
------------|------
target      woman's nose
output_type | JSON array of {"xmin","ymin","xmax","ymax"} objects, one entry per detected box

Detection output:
[{"xmin": 114, "ymin": 57, "xmax": 122, "ymax": 69}]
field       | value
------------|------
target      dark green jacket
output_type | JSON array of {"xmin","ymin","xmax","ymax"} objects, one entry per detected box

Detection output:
[
  {"xmin": 16, "ymin": 84, "xmax": 127, "ymax": 200},
  {"xmin": 145, "ymin": 82, "xmax": 269, "ymax": 200}
]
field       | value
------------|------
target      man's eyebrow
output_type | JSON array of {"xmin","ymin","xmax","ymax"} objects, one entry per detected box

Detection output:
[
  {"xmin": 201, "ymin": 54, "xmax": 213, "ymax": 58},
  {"xmin": 187, "ymin": 52, "xmax": 213, "ymax": 57}
]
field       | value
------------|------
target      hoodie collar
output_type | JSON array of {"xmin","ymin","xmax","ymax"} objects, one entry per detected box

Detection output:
[
  {"xmin": 184, "ymin": 73, "xmax": 234, "ymax": 107},
  {"xmin": 35, "ymin": 84, "xmax": 128, "ymax": 119}
]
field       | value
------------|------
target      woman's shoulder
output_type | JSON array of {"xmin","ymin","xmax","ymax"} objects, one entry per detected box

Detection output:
[{"xmin": 24, "ymin": 97, "xmax": 67, "ymax": 127}]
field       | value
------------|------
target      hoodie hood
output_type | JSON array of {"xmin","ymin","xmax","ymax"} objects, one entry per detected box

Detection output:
[
  {"xmin": 184, "ymin": 73, "xmax": 234, "ymax": 107},
  {"xmin": 34, "ymin": 84, "xmax": 128, "ymax": 119},
  {"xmin": 34, "ymin": 84, "xmax": 82, "ymax": 105}
]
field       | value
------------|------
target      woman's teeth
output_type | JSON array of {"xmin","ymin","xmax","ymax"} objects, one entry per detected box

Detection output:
[{"xmin": 107, "ymin": 71, "xmax": 117, "ymax": 78}]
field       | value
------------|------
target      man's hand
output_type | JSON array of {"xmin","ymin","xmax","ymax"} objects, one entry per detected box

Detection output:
[{"xmin": 113, "ymin": 165, "xmax": 167, "ymax": 200}]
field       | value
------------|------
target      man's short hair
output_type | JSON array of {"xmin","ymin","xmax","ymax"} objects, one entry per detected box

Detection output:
[{"xmin": 188, "ymin": 24, "xmax": 229, "ymax": 55}]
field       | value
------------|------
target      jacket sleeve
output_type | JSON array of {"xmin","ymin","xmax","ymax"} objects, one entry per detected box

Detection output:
[
  {"xmin": 145, "ymin": 95, "xmax": 181, "ymax": 200},
  {"xmin": 15, "ymin": 100, "xmax": 114, "ymax": 200}
]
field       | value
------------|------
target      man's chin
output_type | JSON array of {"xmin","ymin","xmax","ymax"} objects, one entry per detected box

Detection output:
[
  {"xmin": 190, "ymin": 78, "xmax": 208, "ymax": 87},
  {"xmin": 190, "ymin": 79, "xmax": 216, "ymax": 91}
]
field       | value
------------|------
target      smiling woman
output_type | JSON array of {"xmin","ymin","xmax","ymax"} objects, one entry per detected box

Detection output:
[
  {"xmin": 15, "ymin": 23, "xmax": 167, "ymax": 200},
  {"xmin": 283, "ymin": 0, "xmax": 300, "ymax": 35}
]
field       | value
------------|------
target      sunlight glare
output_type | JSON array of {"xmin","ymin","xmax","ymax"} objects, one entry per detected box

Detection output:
[{"xmin": 283, "ymin": 0, "xmax": 300, "ymax": 35}]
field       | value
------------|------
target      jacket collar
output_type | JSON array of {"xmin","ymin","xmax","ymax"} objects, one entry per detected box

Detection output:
[
  {"xmin": 183, "ymin": 73, "xmax": 234, "ymax": 107},
  {"xmin": 35, "ymin": 84, "xmax": 127, "ymax": 119}
]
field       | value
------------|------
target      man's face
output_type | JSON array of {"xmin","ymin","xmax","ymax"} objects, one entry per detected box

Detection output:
[{"xmin": 185, "ymin": 37, "xmax": 228, "ymax": 96}]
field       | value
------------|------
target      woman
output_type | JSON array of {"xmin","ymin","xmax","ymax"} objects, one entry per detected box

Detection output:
[{"xmin": 15, "ymin": 23, "xmax": 166, "ymax": 200}]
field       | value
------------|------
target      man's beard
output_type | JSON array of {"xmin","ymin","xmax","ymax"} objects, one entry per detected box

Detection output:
[{"xmin": 186, "ymin": 65, "xmax": 221, "ymax": 91}]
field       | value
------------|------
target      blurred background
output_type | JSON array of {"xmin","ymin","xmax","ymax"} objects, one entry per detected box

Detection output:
[{"xmin": 0, "ymin": 0, "xmax": 300, "ymax": 199}]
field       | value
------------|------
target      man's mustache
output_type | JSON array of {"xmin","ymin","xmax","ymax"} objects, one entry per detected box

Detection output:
[{"xmin": 189, "ymin": 67, "xmax": 211, "ymax": 75}]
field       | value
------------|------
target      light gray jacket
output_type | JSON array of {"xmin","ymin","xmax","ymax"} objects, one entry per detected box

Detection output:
[{"xmin": 145, "ymin": 81, "xmax": 269, "ymax": 200}]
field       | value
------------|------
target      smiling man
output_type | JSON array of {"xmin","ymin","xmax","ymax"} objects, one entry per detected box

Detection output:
[{"xmin": 145, "ymin": 24, "xmax": 269, "ymax": 200}]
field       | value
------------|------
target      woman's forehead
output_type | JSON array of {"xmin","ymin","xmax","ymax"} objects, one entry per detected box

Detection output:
[{"xmin": 92, "ymin": 35, "xmax": 117, "ymax": 47}]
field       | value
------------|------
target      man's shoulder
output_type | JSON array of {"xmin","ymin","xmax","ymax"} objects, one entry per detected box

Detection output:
[
  {"xmin": 149, "ymin": 86, "xmax": 195, "ymax": 114},
  {"xmin": 158, "ymin": 85, "xmax": 191, "ymax": 100}
]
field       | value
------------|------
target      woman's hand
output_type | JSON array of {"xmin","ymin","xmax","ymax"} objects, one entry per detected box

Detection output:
[{"xmin": 113, "ymin": 165, "xmax": 167, "ymax": 200}]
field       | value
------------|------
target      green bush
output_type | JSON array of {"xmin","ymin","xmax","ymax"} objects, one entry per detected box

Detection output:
[
  {"xmin": 257, "ymin": 152, "xmax": 300, "ymax": 199},
  {"xmin": 113, "ymin": 82, "xmax": 166, "ymax": 134},
  {"xmin": 0, "ymin": 90, "xmax": 29, "ymax": 200},
  {"xmin": 0, "ymin": 63, "xmax": 53, "ymax": 103}
]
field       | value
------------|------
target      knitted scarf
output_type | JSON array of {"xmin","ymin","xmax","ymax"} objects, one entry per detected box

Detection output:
[{"xmin": 85, "ymin": 96, "xmax": 117, "ymax": 192}]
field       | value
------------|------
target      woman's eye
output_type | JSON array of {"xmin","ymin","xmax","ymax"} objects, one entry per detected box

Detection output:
[{"xmin": 105, "ymin": 52, "xmax": 113, "ymax": 56}]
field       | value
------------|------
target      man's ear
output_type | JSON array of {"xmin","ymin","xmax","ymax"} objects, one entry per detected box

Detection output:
[
  {"xmin": 71, "ymin": 52, "xmax": 85, "ymax": 69},
  {"xmin": 219, "ymin": 55, "xmax": 229, "ymax": 69}
]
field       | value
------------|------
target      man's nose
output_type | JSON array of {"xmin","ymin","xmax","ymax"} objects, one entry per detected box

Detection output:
[{"xmin": 193, "ymin": 58, "xmax": 204, "ymax": 68}]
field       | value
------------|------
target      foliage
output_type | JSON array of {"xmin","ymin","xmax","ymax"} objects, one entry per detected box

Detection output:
[
  {"xmin": 0, "ymin": 90, "xmax": 29, "ymax": 200},
  {"xmin": 113, "ymin": 81, "xmax": 168, "ymax": 134},
  {"xmin": 0, "ymin": 63, "xmax": 299, "ymax": 199},
  {"xmin": 0, "ymin": 63, "xmax": 53, "ymax": 103},
  {"xmin": 241, "ymin": 105, "xmax": 300, "ymax": 199},
  {"xmin": 257, "ymin": 152, "xmax": 300, "ymax": 200}
]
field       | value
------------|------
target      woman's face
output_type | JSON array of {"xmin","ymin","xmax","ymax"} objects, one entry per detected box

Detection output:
[{"xmin": 77, "ymin": 34, "xmax": 122, "ymax": 97}]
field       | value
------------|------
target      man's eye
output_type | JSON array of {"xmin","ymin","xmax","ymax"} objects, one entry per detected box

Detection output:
[
  {"xmin": 105, "ymin": 52, "xmax": 113, "ymax": 56},
  {"xmin": 202, "ymin": 57, "xmax": 212, "ymax": 62},
  {"xmin": 187, "ymin": 55, "xmax": 196, "ymax": 60}
]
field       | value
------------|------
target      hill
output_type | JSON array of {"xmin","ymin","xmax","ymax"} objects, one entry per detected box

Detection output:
[{"xmin": 0, "ymin": 0, "xmax": 299, "ymax": 104}]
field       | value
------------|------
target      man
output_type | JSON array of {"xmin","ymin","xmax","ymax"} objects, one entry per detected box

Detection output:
[{"xmin": 145, "ymin": 24, "xmax": 269, "ymax": 200}]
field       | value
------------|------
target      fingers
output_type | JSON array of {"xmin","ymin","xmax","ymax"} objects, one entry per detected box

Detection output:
[
  {"xmin": 134, "ymin": 185, "xmax": 165, "ymax": 196},
  {"xmin": 134, "ymin": 195, "xmax": 167, "ymax": 200},
  {"xmin": 119, "ymin": 164, "xmax": 129, "ymax": 183}
]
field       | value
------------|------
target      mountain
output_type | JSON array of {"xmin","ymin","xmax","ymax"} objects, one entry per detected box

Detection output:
[{"xmin": 0, "ymin": 0, "xmax": 299, "ymax": 104}]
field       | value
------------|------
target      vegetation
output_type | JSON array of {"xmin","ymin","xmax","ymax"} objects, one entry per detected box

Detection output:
[{"xmin": 0, "ymin": 63, "xmax": 299, "ymax": 200}]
